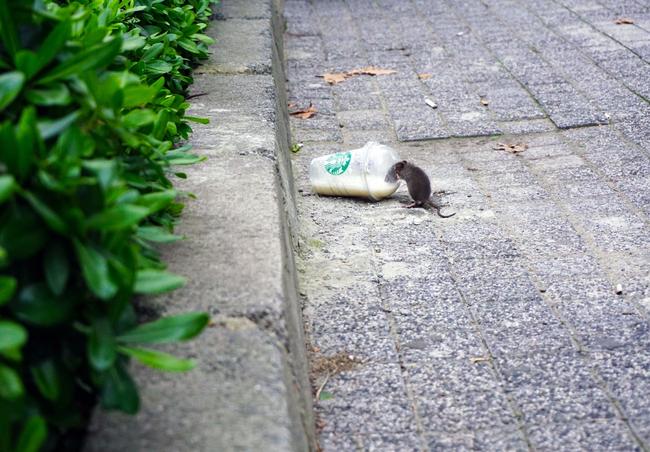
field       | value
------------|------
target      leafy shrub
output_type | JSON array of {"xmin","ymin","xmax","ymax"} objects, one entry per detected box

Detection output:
[{"xmin": 0, "ymin": 0, "xmax": 216, "ymax": 449}]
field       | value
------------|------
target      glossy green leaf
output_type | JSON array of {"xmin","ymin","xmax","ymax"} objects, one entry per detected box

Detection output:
[
  {"xmin": 35, "ymin": 20, "xmax": 70, "ymax": 74},
  {"xmin": 12, "ymin": 283, "xmax": 73, "ymax": 326},
  {"xmin": 145, "ymin": 61, "xmax": 172, "ymax": 75},
  {"xmin": 39, "ymin": 36, "xmax": 123, "ymax": 84},
  {"xmin": 44, "ymin": 242, "xmax": 69, "ymax": 295},
  {"xmin": 0, "ymin": 71, "xmax": 25, "ymax": 111},
  {"xmin": 133, "ymin": 269, "xmax": 186, "ymax": 294},
  {"xmin": 15, "ymin": 416, "xmax": 47, "ymax": 452},
  {"xmin": 0, "ymin": 276, "xmax": 17, "ymax": 305},
  {"xmin": 136, "ymin": 226, "xmax": 183, "ymax": 243},
  {"xmin": 54, "ymin": 125, "xmax": 94, "ymax": 160},
  {"xmin": 0, "ymin": 0, "xmax": 18, "ymax": 58},
  {"xmin": 37, "ymin": 111, "xmax": 80, "ymax": 140},
  {"xmin": 0, "ymin": 364, "xmax": 23, "ymax": 399},
  {"xmin": 117, "ymin": 312, "xmax": 209, "ymax": 344},
  {"xmin": 184, "ymin": 115, "xmax": 209, "ymax": 124},
  {"xmin": 89, "ymin": 318, "xmax": 117, "ymax": 371},
  {"xmin": 122, "ymin": 35, "xmax": 146, "ymax": 51},
  {"xmin": 0, "ymin": 321, "xmax": 27, "ymax": 351},
  {"xmin": 0, "ymin": 175, "xmax": 16, "ymax": 203},
  {"xmin": 31, "ymin": 360, "xmax": 61, "ymax": 401},
  {"xmin": 122, "ymin": 85, "xmax": 158, "ymax": 108},
  {"xmin": 152, "ymin": 108, "xmax": 170, "ymax": 139},
  {"xmin": 86, "ymin": 204, "xmax": 150, "ymax": 231},
  {"xmin": 73, "ymin": 240, "xmax": 118, "ymax": 300},
  {"xmin": 178, "ymin": 38, "xmax": 200, "ymax": 54},
  {"xmin": 82, "ymin": 159, "xmax": 116, "ymax": 191},
  {"xmin": 142, "ymin": 43, "xmax": 164, "ymax": 61},
  {"xmin": 22, "ymin": 191, "xmax": 66, "ymax": 234},
  {"xmin": 25, "ymin": 84, "xmax": 72, "ymax": 106},
  {"xmin": 119, "ymin": 346, "xmax": 195, "ymax": 372},
  {"xmin": 0, "ymin": 204, "xmax": 47, "ymax": 259},
  {"xmin": 166, "ymin": 154, "xmax": 205, "ymax": 165},
  {"xmin": 123, "ymin": 109, "xmax": 156, "ymax": 129},
  {"xmin": 15, "ymin": 51, "xmax": 40, "ymax": 79},
  {"xmin": 14, "ymin": 107, "xmax": 39, "ymax": 179},
  {"xmin": 136, "ymin": 190, "xmax": 176, "ymax": 212},
  {"xmin": 100, "ymin": 362, "xmax": 139, "ymax": 414}
]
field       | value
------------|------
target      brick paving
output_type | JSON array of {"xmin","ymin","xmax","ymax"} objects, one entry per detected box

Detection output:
[{"xmin": 284, "ymin": 0, "xmax": 650, "ymax": 450}]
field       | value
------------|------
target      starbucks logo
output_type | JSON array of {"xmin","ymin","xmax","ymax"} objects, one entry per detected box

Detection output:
[{"xmin": 324, "ymin": 152, "xmax": 352, "ymax": 175}]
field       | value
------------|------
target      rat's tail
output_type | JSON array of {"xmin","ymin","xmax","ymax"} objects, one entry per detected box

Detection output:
[{"xmin": 425, "ymin": 199, "xmax": 456, "ymax": 218}]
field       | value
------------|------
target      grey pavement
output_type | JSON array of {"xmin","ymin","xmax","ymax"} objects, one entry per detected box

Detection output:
[{"xmin": 285, "ymin": 0, "xmax": 650, "ymax": 450}]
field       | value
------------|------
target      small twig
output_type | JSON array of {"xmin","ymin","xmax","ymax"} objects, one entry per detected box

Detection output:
[
  {"xmin": 315, "ymin": 372, "xmax": 331, "ymax": 401},
  {"xmin": 186, "ymin": 92, "xmax": 208, "ymax": 100}
]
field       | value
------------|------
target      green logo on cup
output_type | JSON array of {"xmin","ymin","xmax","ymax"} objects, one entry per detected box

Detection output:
[{"xmin": 324, "ymin": 152, "xmax": 352, "ymax": 175}]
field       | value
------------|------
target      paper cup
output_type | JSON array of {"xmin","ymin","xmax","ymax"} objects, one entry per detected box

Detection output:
[{"xmin": 309, "ymin": 142, "xmax": 401, "ymax": 201}]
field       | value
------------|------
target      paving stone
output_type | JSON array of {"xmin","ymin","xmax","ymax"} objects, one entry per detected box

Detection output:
[
  {"xmin": 320, "ymin": 431, "xmax": 424, "ymax": 452},
  {"xmin": 527, "ymin": 419, "xmax": 641, "ymax": 451},
  {"xmin": 497, "ymin": 349, "xmax": 619, "ymax": 424},
  {"xmin": 410, "ymin": 361, "xmax": 517, "ymax": 433},
  {"xmin": 316, "ymin": 363, "xmax": 418, "ymax": 435},
  {"xmin": 592, "ymin": 345, "xmax": 650, "ymax": 414},
  {"xmin": 336, "ymin": 109, "xmax": 391, "ymax": 130}
]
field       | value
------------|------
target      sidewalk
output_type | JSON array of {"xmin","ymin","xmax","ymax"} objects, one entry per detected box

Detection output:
[{"xmin": 285, "ymin": 0, "xmax": 650, "ymax": 449}]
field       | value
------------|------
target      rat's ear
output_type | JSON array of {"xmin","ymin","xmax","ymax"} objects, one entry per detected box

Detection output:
[{"xmin": 396, "ymin": 161, "xmax": 406, "ymax": 170}]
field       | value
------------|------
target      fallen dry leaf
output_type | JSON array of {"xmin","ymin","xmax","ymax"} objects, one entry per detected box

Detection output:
[
  {"xmin": 494, "ymin": 142, "xmax": 528, "ymax": 154},
  {"xmin": 418, "ymin": 73, "xmax": 432, "ymax": 80},
  {"xmin": 350, "ymin": 66, "xmax": 397, "ymax": 76},
  {"xmin": 289, "ymin": 103, "xmax": 317, "ymax": 119},
  {"xmin": 322, "ymin": 72, "xmax": 350, "ymax": 85},
  {"xmin": 480, "ymin": 97, "xmax": 489, "ymax": 106},
  {"xmin": 320, "ymin": 66, "xmax": 397, "ymax": 85},
  {"xmin": 287, "ymin": 102, "xmax": 296, "ymax": 109},
  {"xmin": 614, "ymin": 17, "xmax": 634, "ymax": 25}
]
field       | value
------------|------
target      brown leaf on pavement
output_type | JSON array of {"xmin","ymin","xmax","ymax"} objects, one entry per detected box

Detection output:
[
  {"xmin": 418, "ymin": 73, "xmax": 432, "ymax": 80},
  {"xmin": 321, "ymin": 67, "xmax": 397, "ymax": 85},
  {"xmin": 614, "ymin": 17, "xmax": 634, "ymax": 24},
  {"xmin": 494, "ymin": 142, "xmax": 528, "ymax": 154},
  {"xmin": 289, "ymin": 103, "xmax": 317, "ymax": 119},
  {"xmin": 322, "ymin": 72, "xmax": 350, "ymax": 85},
  {"xmin": 349, "ymin": 66, "xmax": 398, "ymax": 76}
]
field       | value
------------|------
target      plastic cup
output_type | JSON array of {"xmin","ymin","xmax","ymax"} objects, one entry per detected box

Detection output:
[{"xmin": 309, "ymin": 141, "xmax": 401, "ymax": 201}]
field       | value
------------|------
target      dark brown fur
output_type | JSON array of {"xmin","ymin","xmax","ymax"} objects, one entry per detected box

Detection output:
[{"xmin": 385, "ymin": 161, "xmax": 455, "ymax": 218}]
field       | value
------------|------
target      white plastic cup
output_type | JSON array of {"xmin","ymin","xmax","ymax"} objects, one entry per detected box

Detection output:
[{"xmin": 309, "ymin": 142, "xmax": 401, "ymax": 201}]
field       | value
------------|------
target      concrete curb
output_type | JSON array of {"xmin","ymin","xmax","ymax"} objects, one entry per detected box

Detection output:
[{"xmin": 84, "ymin": 1, "xmax": 315, "ymax": 450}]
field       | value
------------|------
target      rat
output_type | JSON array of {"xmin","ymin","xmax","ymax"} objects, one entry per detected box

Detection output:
[{"xmin": 385, "ymin": 160, "xmax": 456, "ymax": 218}]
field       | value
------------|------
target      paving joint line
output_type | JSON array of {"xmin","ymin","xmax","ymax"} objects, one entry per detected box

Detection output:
[
  {"xmin": 520, "ymin": 0, "xmax": 650, "ymax": 105},
  {"xmin": 429, "ymin": 228, "xmax": 535, "ymax": 450},
  {"xmin": 469, "ymin": 0, "xmax": 613, "ymax": 126},
  {"xmin": 369, "ymin": 231, "xmax": 430, "ymax": 452},
  {"xmin": 555, "ymin": 0, "xmax": 650, "ymax": 62},
  {"xmin": 460, "ymin": 133, "xmax": 649, "ymax": 450}
]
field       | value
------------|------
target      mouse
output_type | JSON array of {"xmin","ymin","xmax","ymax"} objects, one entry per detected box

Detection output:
[{"xmin": 385, "ymin": 160, "xmax": 455, "ymax": 218}]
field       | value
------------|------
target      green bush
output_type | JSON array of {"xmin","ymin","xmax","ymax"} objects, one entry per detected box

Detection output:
[{"xmin": 0, "ymin": 0, "xmax": 216, "ymax": 449}]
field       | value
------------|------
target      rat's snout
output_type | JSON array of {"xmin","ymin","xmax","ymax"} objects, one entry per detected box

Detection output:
[{"xmin": 385, "ymin": 163, "xmax": 400, "ymax": 183}]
